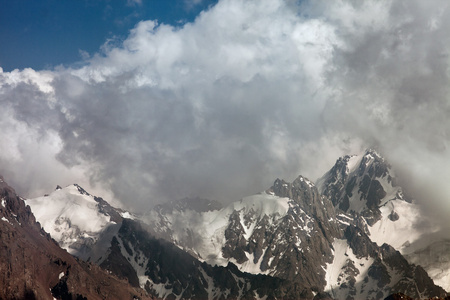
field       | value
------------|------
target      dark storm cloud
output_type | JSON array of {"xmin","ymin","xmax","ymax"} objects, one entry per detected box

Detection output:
[{"xmin": 2, "ymin": 0, "xmax": 450, "ymax": 214}]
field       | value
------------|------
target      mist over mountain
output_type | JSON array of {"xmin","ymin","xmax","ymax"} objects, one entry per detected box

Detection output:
[{"xmin": 2, "ymin": 0, "xmax": 450, "ymax": 223}]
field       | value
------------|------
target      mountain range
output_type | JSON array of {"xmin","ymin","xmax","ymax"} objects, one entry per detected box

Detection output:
[{"xmin": 2, "ymin": 149, "xmax": 449, "ymax": 299}]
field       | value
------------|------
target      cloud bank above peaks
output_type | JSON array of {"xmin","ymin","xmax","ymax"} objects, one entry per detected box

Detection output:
[{"xmin": 1, "ymin": 0, "xmax": 450, "ymax": 211}]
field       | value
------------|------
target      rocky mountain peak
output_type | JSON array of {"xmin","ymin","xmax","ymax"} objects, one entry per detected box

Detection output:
[
  {"xmin": 271, "ymin": 175, "xmax": 318, "ymax": 209},
  {"xmin": 317, "ymin": 149, "xmax": 403, "ymax": 223},
  {"xmin": 357, "ymin": 149, "xmax": 391, "ymax": 180},
  {"xmin": 333, "ymin": 154, "xmax": 354, "ymax": 177},
  {"xmin": 73, "ymin": 183, "xmax": 91, "ymax": 196},
  {"xmin": 25, "ymin": 183, "xmax": 128, "ymax": 262},
  {"xmin": 1, "ymin": 178, "xmax": 36, "ymax": 229},
  {"xmin": 269, "ymin": 175, "xmax": 337, "ymax": 232}
]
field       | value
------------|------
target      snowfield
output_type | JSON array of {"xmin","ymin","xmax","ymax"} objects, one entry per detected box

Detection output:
[
  {"xmin": 324, "ymin": 239, "xmax": 375, "ymax": 299},
  {"xmin": 368, "ymin": 199, "xmax": 440, "ymax": 254},
  {"xmin": 25, "ymin": 185, "xmax": 113, "ymax": 253}
]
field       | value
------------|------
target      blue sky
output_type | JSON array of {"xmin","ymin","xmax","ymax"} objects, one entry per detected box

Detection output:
[{"xmin": 0, "ymin": 0, "xmax": 217, "ymax": 71}]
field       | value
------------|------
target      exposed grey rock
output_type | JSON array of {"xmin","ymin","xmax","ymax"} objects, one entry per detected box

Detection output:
[
  {"xmin": 388, "ymin": 210, "xmax": 399, "ymax": 221},
  {"xmin": 104, "ymin": 219, "xmax": 309, "ymax": 300},
  {"xmin": 317, "ymin": 150, "xmax": 399, "ymax": 221},
  {"xmin": 335, "ymin": 225, "xmax": 447, "ymax": 299},
  {"xmin": 222, "ymin": 210, "xmax": 248, "ymax": 263}
]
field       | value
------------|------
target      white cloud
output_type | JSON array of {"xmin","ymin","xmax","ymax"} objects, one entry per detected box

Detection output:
[
  {"xmin": 126, "ymin": 0, "xmax": 142, "ymax": 7},
  {"xmin": 184, "ymin": 0, "xmax": 204, "ymax": 11},
  {"xmin": 1, "ymin": 0, "xmax": 450, "ymax": 214}
]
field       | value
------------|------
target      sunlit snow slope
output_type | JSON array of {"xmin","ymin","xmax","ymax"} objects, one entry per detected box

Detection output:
[{"xmin": 25, "ymin": 184, "xmax": 129, "ymax": 262}]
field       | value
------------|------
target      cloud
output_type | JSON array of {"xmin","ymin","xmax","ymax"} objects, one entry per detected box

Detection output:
[
  {"xmin": 78, "ymin": 49, "xmax": 90, "ymax": 60},
  {"xmin": 184, "ymin": 0, "xmax": 204, "ymax": 10},
  {"xmin": 1, "ymin": 0, "xmax": 450, "ymax": 215},
  {"xmin": 126, "ymin": 0, "xmax": 142, "ymax": 7}
]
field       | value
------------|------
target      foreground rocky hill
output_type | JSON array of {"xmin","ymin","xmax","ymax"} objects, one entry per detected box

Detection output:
[{"xmin": 0, "ymin": 176, "xmax": 152, "ymax": 300}]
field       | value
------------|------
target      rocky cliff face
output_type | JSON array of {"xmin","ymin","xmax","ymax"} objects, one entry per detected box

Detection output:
[
  {"xmin": 0, "ymin": 176, "xmax": 152, "ymax": 300},
  {"xmin": 143, "ymin": 175, "xmax": 341, "ymax": 295},
  {"xmin": 317, "ymin": 150, "xmax": 404, "ymax": 225},
  {"xmin": 101, "ymin": 218, "xmax": 308, "ymax": 300},
  {"xmin": 319, "ymin": 149, "xmax": 450, "ymax": 293},
  {"xmin": 138, "ymin": 170, "xmax": 445, "ymax": 299},
  {"xmin": 323, "ymin": 225, "xmax": 446, "ymax": 299},
  {"xmin": 232, "ymin": 175, "xmax": 340, "ymax": 291}
]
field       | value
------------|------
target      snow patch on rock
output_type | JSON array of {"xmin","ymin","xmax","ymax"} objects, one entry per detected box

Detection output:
[{"xmin": 1, "ymin": 216, "xmax": 11, "ymax": 225}]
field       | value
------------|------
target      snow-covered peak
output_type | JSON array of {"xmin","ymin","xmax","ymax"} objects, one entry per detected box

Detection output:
[
  {"xmin": 295, "ymin": 175, "xmax": 316, "ymax": 188},
  {"xmin": 72, "ymin": 183, "xmax": 91, "ymax": 196},
  {"xmin": 316, "ymin": 154, "xmax": 357, "ymax": 194},
  {"xmin": 273, "ymin": 175, "xmax": 317, "ymax": 193},
  {"xmin": 25, "ymin": 184, "xmax": 120, "ymax": 255},
  {"xmin": 317, "ymin": 149, "xmax": 402, "ymax": 215},
  {"xmin": 316, "ymin": 149, "xmax": 383, "ymax": 187},
  {"xmin": 27, "ymin": 184, "xmax": 110, "ymax": 230}
]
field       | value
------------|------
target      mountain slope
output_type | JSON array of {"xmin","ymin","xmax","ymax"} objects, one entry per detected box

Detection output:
[
  {"xmin": 0, "ymin": 176, "xmax": 152, "ymax": 300},
  {"xmin": 316, "ymin": 149, "xmax": 404, "ymax": 225},
  {"xmin": 102, "ymin": 218, "xmax": 308, "ymax": 299},
  {"xmin": 144, "ymin": 174, "xmax": 340, "ymax": 290},
  {"xmin": 27, "ymin": 184, "xmax": 319, "ymax": 299},
  {"xmin": 318, "ymin": 149, "xmax": 450, "ymax": 292},
  {"xmin": 324, "ymin": 225, "xmax": 445, "ymax": 299},
  {"xmin": 25, "ymin": 184, "xmax": 132, "ymax": 263},
  {"xmin": 140, "ymin": 172, "xmax": 445, "ymax": 299},
  {"xmin": 23, "ymin": 150, "xmax": 449, "ymax": 299}
]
